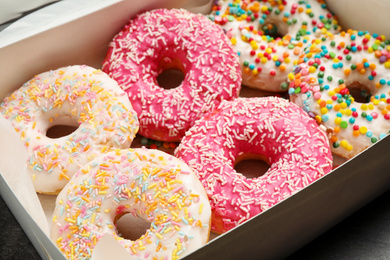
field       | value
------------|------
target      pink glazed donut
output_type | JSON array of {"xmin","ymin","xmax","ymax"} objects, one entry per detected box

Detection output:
[
  {"xmin": 175, "ymin": 96, "xmax": 333, "ymax": 233},
  {"xmin": 102, "ymin": 8, "xmax": 241, "ymax": 142}
]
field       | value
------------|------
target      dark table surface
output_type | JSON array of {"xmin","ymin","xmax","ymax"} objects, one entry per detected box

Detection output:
[{"xmin": 2, "ymin": 188, "xmax": 390, "ymax": 260}]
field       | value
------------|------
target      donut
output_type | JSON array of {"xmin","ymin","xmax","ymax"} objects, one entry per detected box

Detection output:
[
  {"xmin": 288, "ymin": 30, "xmax": 390, "ymax": 159},
  {"xmin": 207, "ymin": 0, "xmax": 341, "ymax": 92},
  {"xmin": 0, "ymin": 65, "xmax": 139, "ymax": 194},
  {"xmin": 175, "ymin": 96, "xmax": 333, "ymax": 233},
  {"xmin": 51, "ymin": 147, "xmax": 211, "ymax": 260},
  {"xmin": 102, "ymin": 8, "xmax": 241, "ymax": 142}
]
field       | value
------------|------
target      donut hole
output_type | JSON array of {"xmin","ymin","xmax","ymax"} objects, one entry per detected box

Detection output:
[
  {"xmin": 114, "ymin": 213, "xmax": 151, "ymax": 241},
  {"xmin": 156, "ymin": 56, "xmax": 186, "ymax": 89},
  {"xmin": 260, "ymin": 22, "xmax": 288, "ymax": 40},
  {"xmin": 347, "ymin": 81, "xmax": 372, "ymax": 103},
  {"xmin": 46, "ymin": 125, "xmax": 78, "ymax": 138},
  {"xmin": 157, "ymin": 69, "xmax": 185, "ymax": 89},
  {"xmin": 46, "ymin": 116, "xmax": 79, "ymax": 138},
  {"xmin": 234, "ymin": 153, "xmax": 270, "ymax": 179}
]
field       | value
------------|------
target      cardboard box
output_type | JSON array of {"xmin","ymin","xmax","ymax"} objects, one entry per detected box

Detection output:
[{"xmin": 1, "ymin": 0, "xmax": 390, "ymax": 259}]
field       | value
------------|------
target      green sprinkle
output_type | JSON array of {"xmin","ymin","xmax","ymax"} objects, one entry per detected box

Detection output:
[
  {"xmin": 340, "ymin": 121, "xmax": 348, "ymax": 129},
  {"xmin": 281, "ymin": 82, "xmax": 289, "ymax": 90}
]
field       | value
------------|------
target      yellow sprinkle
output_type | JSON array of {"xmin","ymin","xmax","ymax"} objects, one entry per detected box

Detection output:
[
  {"xmin": 359, "ymin": 126, "xmax": 368, "ymax": 134},
  {"xmin": 156, "ymin": 233, "xmax": 163, "ymax": 240},
  {"xmin": 340, "ymin": 140, "xmax": 348, "ymax": 148},
  {"xmin": 164, "ymin": 227, "xmax": 172, "ymax": 234},
  {"xmin": 66, "ymin": 218, "xmax": 76, "ymax": 224},
  {"xmin": 154, "ymin": 191, "xmax": 161, "ymax": 199},
  {"xmin": 91, "ymin": 213, "xmax": 96, "ymax": 224},
  {"xmin": 176, "ymin": 200, "xmax": 182, "ymax": 210},
  {"xmin": 171, "ymin": 211, "xmax": 178, "ymax": 218},
  {"xmin": 199, "ymin": 203, "xmax": 204, "ymax": 214}
]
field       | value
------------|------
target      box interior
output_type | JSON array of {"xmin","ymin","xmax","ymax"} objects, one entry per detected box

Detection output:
[{"xmin": 1, "ymin": 0, "xmax": 390, "ymax": 259}]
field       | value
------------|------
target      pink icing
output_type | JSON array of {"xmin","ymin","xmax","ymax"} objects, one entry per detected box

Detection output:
[
  {"xmin": 175, "ymin": 96, "xmax": 333, "ymax": 233},
  {"xmin": 102, "ymin": 8, "xmax": 241, "ymax": 142}
]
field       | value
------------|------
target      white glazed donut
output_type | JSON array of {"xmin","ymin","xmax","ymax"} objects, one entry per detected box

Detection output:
[
  {"xmin": 51, "ymin": 148, "xmax": 211, "ymax": 260},
  {"xmin": 0, "ymin": 65, "xmax": 139, "ymax": 194},
  {"xmin": 288, "ymin": 30, "xmax": 390, "ymax": 159},
  {"xmin": 208, "ymin": 0, "xmax": 341, "ymax": 92}
]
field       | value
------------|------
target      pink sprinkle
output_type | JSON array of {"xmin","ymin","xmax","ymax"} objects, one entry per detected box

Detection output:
[{"xmin": 314, "ymin": 92, "xmax": 321, "ymax": 100}]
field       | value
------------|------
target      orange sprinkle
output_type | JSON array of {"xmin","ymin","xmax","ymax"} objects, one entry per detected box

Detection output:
[
  {"xmin": 294, "ymin": 79, "xmax": 301, "ymax": 87},
  {"xmin": 293, "ymin": 47, "xmax": 301, "ymax": 55},
  {"xmin": 309, "ymin": 77, "xmax": 316, "ymax": 84}
]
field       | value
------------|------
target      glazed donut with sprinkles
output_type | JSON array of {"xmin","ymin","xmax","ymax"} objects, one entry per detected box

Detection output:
[
  {"xmin": 51, "ymin": 148, "xmax": 211, "ymax": 260},
  {"xmin": 288, "ymin": 30, "xmax": 390, "ymax": 159},
  {"xmin": 0, "ymin": 65, "xmax": 139, "ymax": 194},
  {"xmin": 208, "ymin": 0, "xmax": 341, "ymax": 92},
  {"xmin": 175, "ymin": 97, "xmax": 333, "ymax": 233},
  {"xmin": 102, "ymin": 8, "xmax": 241, "ymax": 142}
]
